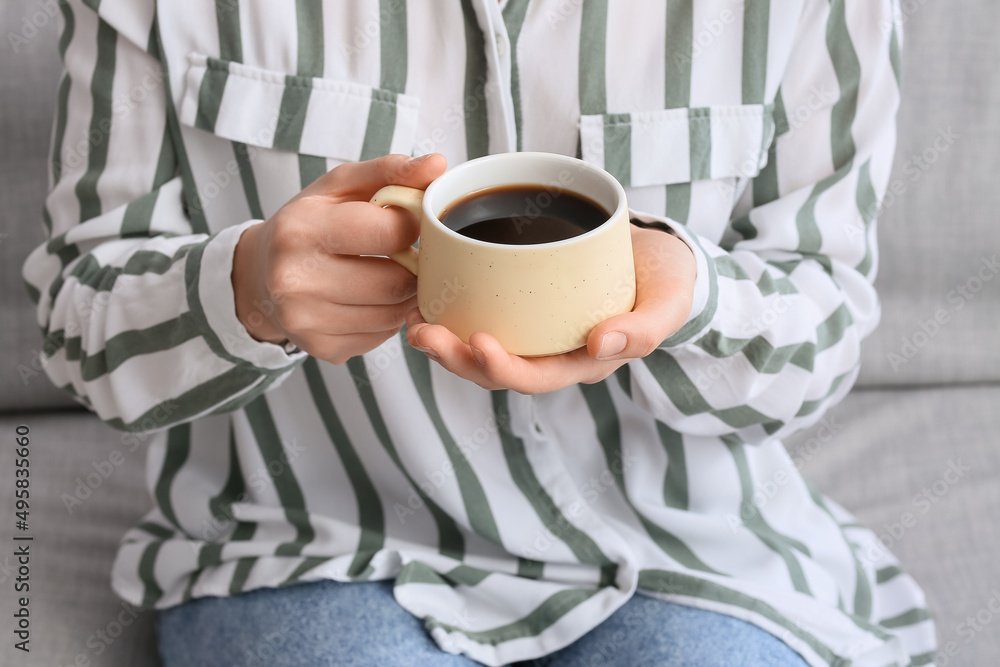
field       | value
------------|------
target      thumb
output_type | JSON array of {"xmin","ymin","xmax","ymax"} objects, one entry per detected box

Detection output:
[
  {"xmin": 317, "ymin": 153, "xmax": 449, "ymax": 201},
  {"xmin": 585, "ymin": 285, "xmax": 694, "ymax": 362}
]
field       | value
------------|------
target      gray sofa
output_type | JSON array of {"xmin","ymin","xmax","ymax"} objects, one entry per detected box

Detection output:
[{"xmin": 1, "ymin": 1, "xmax": 997, "ymax": 665}]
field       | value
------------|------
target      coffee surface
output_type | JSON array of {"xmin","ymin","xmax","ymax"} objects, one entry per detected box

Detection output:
[{"xmin": 440, "ymin": 185, "xmax": 609, "ymax": 245}]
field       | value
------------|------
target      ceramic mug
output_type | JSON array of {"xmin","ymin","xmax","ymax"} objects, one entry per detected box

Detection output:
[{"xmin": 370, "ymin": 152, "xmax": 636, "ymax": 357}]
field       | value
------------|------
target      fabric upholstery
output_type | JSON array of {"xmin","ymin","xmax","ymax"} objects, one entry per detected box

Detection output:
[
  {"xmin": 787, "ymin": 386, "xmax": 1000, "ymax": 666},
  {"xmin": 856, "ymin": 1, "xmax": 1000, "ymax": 386},
  {"xmin": 0, "ymin": 0, "xmax": 78, "ymax": 412},
  {"xmin": 0, "ymin": 414, "xmax": 159, "ymax": 666}
]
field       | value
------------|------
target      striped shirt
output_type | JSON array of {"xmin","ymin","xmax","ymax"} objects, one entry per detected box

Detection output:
[{"xmin": 24, "ymin": 0, "xmax": 935, "ymax": 665}]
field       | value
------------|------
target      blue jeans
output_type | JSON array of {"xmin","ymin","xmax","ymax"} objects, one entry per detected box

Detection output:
[{"xmin": 158, "ymin": 579, "xmax": 809, "ymax": 666}]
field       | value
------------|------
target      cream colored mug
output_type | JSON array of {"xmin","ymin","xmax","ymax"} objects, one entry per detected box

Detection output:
[{"xmin": 370, "ymin": 152, "xmax": 636, "ymax": 357}]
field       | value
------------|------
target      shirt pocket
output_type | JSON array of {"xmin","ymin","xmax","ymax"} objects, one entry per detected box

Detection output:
[
  {"xmin": 580, "ymin": 104, "xmax": 776, "ymax": 189},
  {"xmin": 177, "ymin": 53, "xmax": 421, "ymax": 162}
]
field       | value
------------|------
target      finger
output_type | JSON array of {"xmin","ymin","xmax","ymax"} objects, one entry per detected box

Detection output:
[
  {"xmin": 409, "ymin": 323, "xmax": 606, "ymax": 395},
  {"xmin": 586, "ymin": 272, "xmax": 694, "ymax": 362},
  {"xmin": 296, "ymin": 199, "xmax": 421, "ymax": 256},
  {"xmin": 468, "ymin": 333, "xmax": 613, "ymax": 395},
  {"xmin": 315, "ymin": 153, "xmax": 448, "ymax": 201},
  {"xmin": 324, "ymin": 256, "xmax": 417, "ymax": 305},
  {"xmin": 256, "ymin": 240, "xmax": 415, "ymax": 303},
  {"xmin": 405, "ymin": 306, "xmax": 426, "ymax": 328},
  {"xmin": 293, "ymin": 329, "xmax": 403, "ymax": 366},
  {"xmin": 585, "ymin": 231, "xmax": 697, "ymax": 361},
  {"xmin": 406, "ymin": 323, "xmax": 503, "ymax": 390},
  {"xmin": 278, "ymin": 296, "xmax": 418, "ymax": 336}
]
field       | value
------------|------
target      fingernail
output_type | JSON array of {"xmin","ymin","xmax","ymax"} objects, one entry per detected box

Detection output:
[
  {"xmin": 596, "ymin": 332, "xmax": 628, "ymax": 360},
  {"xmin": 409, "ymin": 153, "xmax": 433, "ymax": 164},
  {"xmin": 471, "ymin": 345, "xmax": 486, "ymax": 368}
]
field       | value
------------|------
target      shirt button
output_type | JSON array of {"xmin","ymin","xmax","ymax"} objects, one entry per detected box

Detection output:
[{"xmin": 495, "ymin": 35, "xmax": 509, "ymax": 57}]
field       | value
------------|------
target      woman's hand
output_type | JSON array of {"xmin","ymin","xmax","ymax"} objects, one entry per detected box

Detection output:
[
  {"xmin": 406, "ymin": 224, "xmax": 697, "ymax": 394},
  {"xmin": 232, "ymin": 153, "xmax": 448, "ymax": 364}
]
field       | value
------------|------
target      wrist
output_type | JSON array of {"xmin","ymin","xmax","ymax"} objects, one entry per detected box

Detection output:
[{"xmin": 232, "ymin": 222, "xmax": 286, "ymax": 345}]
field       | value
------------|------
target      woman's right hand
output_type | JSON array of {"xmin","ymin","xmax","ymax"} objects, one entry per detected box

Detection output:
[{"xmin": 231, "ymin": 153, "xmax": 447, "ymax": 364}]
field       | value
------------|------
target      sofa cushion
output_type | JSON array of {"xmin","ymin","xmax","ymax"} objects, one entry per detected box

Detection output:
[
  {"xmin": 0, "ymin": 413, "xmax": 159, "ymax": 666},
  {"xmin": 786, "ymin": 385, "xmax": 1000, "ymax": 666},
  {"xmin": 856, "ymin": 1, "xmax": 1000, "ymax": 386}
]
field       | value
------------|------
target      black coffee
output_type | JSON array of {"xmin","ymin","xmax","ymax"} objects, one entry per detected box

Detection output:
[{"xmin": 440, "ymin": 185, "xmax": 609, "ymax": 245}]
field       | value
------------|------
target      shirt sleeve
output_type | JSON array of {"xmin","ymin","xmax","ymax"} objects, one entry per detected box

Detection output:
[
  {"xmin": 625, "ymin": 0, "xmax": 902, "ymax": 445},
  {"xmin": 21, "ymin": 0, "xmax": 305, "ymax": 433}
]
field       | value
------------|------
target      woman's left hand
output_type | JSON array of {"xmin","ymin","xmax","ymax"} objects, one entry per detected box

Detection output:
[{"xmin": 405, "ymin": 224, "xmax": 698, "ymax": 394}]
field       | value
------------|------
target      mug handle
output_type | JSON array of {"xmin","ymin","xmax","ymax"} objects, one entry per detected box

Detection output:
[{"xmin": 370, "ymin": 185, "xmax": 424, "ymax": 275}]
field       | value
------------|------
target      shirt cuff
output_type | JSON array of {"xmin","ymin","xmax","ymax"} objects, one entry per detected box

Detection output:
[
  {"xmin": 191, "ymin": 219, "xmax": 307, "ymax": 370},
  {"xmin": 629, "ymin": 210, "xmax": 717, "ymax": 348}
]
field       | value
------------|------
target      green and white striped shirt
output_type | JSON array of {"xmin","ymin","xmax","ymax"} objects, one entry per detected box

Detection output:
[{"xmin": 25, "ymin": 0, "xmax": 934, "ymax": 664}]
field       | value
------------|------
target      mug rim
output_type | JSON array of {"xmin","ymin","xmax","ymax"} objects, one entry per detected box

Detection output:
[{"xmin": 421, "ymin": 151, "xmax": 628, "ymax": 250}]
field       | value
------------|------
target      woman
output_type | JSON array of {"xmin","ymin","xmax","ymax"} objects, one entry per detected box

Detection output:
[{"xmin": 25, "ymin": 0, "xmax": 933, "ymax": 664}]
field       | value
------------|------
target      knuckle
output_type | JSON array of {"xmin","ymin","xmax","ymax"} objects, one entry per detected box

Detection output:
[
  {"xmin": 389, "ymin": 302, "xmax": 413, "ymax": 325},
  {"xmin": 263, "ymin": 271, "xmax": 284, "ymax": 299},
  {"xmin": 274, "ymin": 305, "xmax": 310, "ymax": 334},
  {"xmin": 269, "ymin": 213, "xmax": 304, "ymax": 251},
  {"xmin": 265, "ymin": 264, "xmax": 300, "ymax": 300},
  {"xmin": 391, "ymin": 274, "xmax": 418, "ymax": 301},
  {"xmin": 326, "ymin": 162, "xmax": 350, "ymax": 188},
  {"xmin": 628, "ymin": 331, "xmax": 660, "ymax": 358},
  {"xmin": 640, "ymin": 337, "xmax": 661, "ymax": 358},
  {"xmin": 377, "ymin": 215, "xmax": 410, "ymax": 254},
  {"xmin": 377, "ymin": 154, "xmax": 408, "ymax": 184},
  {"xmin": 373, "ymin": 219, "xmax": 393, "ymax": 253},
  {"xmin": 374, "ymin": 155, "xmax": 395, "ymax": 185}
]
